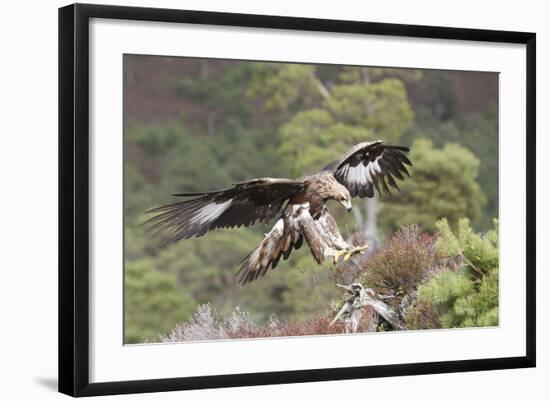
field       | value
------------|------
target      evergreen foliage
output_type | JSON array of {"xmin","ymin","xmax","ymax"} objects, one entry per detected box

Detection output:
[
  {"xmin": 402, "ymin": 74, "xmax": 499, "ymax": 229},
  {"xmin": 380, "ymin": 139, "xmax": 486, "ymax": 234},
  {"xmin": 412, "ymin": 218, "xmax": 499, "ymax": 328},
  {"xmin": 125, "ymin": 260, "xmax": 196, "ymax": 343}
]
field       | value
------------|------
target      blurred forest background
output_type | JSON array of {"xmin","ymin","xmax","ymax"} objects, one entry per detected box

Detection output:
[{"xmin": 123, "ymin": 55, "xmax": 499, "ymax": 343}]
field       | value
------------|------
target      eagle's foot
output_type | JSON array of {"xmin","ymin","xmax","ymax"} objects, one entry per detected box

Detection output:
[{"xmin": 333, "ymin": 244, "xmax": 369, "ymax": 263}]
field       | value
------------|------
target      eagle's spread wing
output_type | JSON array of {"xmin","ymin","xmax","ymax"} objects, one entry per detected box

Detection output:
[
  {"xmin": 145, "ymin": 178, "xmax": 306, "ymax": 245},
  {"xmin": 323, "ymin": 140, "xmax": 411, "ymax": 197}
]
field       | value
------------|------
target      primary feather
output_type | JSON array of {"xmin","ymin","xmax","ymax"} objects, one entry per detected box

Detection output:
[{"xmin": 324, "ymin": 141, "xmax": 411, "ymax": 197}]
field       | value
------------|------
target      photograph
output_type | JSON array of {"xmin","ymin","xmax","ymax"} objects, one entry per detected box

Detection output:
[
  {"xmin": 123, "ymin": 55, "xmax": 499, "ymax": 344},
  {"xmin": 0, "ymin": 0, "xmax": 542, "ymax": 399}
]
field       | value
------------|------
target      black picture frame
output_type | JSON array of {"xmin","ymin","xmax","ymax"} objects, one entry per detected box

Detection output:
[{"xmin": 58, "ymin": 3, "xmax": 536, "ymax": 397}]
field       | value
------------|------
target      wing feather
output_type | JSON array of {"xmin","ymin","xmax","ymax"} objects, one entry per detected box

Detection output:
[
  {"xmin": 145, "ymin": 178, "xmax": 306, "ymax": 245},
  {"xmin": 324, "ymin": 141, "xmax": 411, "ymax": 198},
  {"xmin": 236, "ymin": 203, "xmax": 328, "ymax": 285},
  {"xmin": 236, "ymin": 216, "xmax": 303, "ymax": 285}
]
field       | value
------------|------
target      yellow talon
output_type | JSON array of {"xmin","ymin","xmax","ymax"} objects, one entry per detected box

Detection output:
[
  {"xmin": 355, "ymin": 244, "xmax": 369, "ymax": 253},
  {"xmin": 333, "ymin": 244, "xmax": 369, "ymax": 263},
  {"xmin": 332, "ymin": 249, "xmax": 347, "ymax": 263}
]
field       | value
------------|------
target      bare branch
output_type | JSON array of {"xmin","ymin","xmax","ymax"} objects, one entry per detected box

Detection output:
[{"xmin": 330, "ymin": 283, "xmax": 405, "ymax": 332}]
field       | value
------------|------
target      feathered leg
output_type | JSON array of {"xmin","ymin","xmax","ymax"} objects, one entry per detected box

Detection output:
[{"xmin": 314, "ymin": 207, "xmax": 368, "ymax": 263}]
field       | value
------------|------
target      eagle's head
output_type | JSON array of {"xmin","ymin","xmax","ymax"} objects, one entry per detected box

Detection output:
[
  {"xmin": 334, "ymin": 186, "xmax": 352, "ymax": 212},
  {"xmin": 318, "ymin": 175, "xmax": 352, "ymax": 212}
]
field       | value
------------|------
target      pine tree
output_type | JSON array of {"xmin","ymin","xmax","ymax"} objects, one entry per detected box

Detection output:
[
  {"xmin": 407, "ymin": 218, "xmax": 499, "ymax": 329},
  {"xmin": 380, "ymin": 139, "xmax": 486, "ymax": 234}
]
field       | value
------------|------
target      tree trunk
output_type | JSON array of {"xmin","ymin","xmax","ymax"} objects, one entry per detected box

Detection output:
[
  {"xmin": 351, "ymin": 206, "xmax": 364, "ymax": 232},
  {"xmin": 363, "ymin": 196, "xmax": 380, "ymax": 251}
]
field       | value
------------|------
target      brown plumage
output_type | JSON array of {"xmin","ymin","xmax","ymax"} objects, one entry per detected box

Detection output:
[{"xmin": 145, "ymin": 141, "xmax": 412, "ymax": 285}]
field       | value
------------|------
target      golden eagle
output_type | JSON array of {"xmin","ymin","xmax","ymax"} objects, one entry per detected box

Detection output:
[{"xmin": 145, "ymin": 141, "xmax": 411, "ymax": 285}]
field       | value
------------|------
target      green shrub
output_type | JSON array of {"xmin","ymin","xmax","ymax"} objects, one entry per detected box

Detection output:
[{"xmin": 414, "ymin": 218, "xmax": 499, "ymax": 328}]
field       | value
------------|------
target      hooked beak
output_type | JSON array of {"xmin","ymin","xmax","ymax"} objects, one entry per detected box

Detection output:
[{"xmin": 339, "ymin": 198, "xmax": 352, "ymax": 212}]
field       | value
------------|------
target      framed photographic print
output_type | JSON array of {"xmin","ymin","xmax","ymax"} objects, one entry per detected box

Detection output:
[{"xmin": 58, "ymin": 3, "xmax": 536, "ymax": 397}]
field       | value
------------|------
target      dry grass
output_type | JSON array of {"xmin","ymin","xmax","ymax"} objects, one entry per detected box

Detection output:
[{"xmin": 161, "ymin": 304, "xmax": 353, "ymax": 343}]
